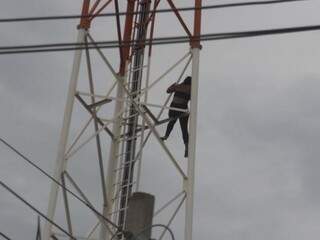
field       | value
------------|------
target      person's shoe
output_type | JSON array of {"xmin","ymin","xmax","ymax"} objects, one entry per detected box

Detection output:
[
  {"xmin": 184, "ymin": 145, "xmax": 189, "ymax": 158},
  {"xmin": 160, "ymin": 136, "xmax": 167, "ymax": 141}
]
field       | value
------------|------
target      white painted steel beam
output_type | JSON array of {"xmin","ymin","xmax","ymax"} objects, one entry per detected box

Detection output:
[
  {"xmin": 100, "ymin": 75, "xmax": 126, "ymax": 240},
  {"xmin": 43, "ymin": 29, "xmax": 86, "ymax": 240},
  {"xmin": 184, "ymin": 47, "xmax": 200, "ymax": 240}
]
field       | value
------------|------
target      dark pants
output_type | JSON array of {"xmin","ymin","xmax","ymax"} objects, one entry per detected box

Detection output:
[{"xmin": 164, "ymin": 109, "xmax": 189, "ymax": 144}]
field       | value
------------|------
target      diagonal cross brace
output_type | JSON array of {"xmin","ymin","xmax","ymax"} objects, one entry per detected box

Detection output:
[
  {"xmin": 75, "ymin": 93, "xmax": 114, "ymax": 139},
  {"xmin": 88, "ymin": 33, "xmax": 187, "ymax": 180},
  {"xmin": 166, "ymin": 0, "xmax": 192, "ymax": 38}
]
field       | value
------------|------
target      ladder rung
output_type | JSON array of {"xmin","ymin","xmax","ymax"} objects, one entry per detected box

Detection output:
[
  {"xmin": 122, "ymin": 113, "xmax": 139, "ymax": 121},
  {"xmin": 129, "ymin": 79, "xmax": 142, "ymax": 83},
  {"xmin": 112, "ymin": 179, "xmax": 130, "ymax": 186},
  {"xmin": 117, "ymin": 137, "xmax": 136, "ymax": 143},
  {"xmin": 113, "ymin": 164, "xmax": 134, "ymax": 172},
  {"xmin": 107, "ymin": 207, "xmax": 128, "ymax": 216},
  {"xmin": 128, "ymin": 65, "xmax": 148, "ymax": 73},
  {"xmin": 113, "ymin": 181, "xmax": 136, "ymax": 188},
  {"xmin": 120, "ymin": 160, "xmax": 137, "ymax": 167},
  {"xmin": 119, "ymin": 135, "xmax": 141, "ymax": 142},
  {"xmin": 113, "ymin": 162, "xmax": 137, "ymax": 172},
  {"xmin": 112, "ymin": 194, "xmax": 128, "ymax": 201},
  {"xmin": 115, "ymin": 151, "xmax": 132, "ymax": 158},
  {"xmin": 118, "ymin": 132, "xmax": 142, "ymax": 140}
]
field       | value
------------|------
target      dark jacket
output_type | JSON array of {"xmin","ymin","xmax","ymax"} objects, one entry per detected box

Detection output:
[{"xmin": 167, "ymin": 83, "xmax": 191, "ymax": 109}]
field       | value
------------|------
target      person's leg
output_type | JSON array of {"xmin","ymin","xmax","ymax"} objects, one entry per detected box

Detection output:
[
  {"xmin": 161, "ymin": 110, "xmax": 178, "ymax": 140},
  {"xmin": 179, "ymin": 115, "xmax": 189, "ymax": 144},
  {"xmin": 179, "ymin": 114, "xmax": 189, "ymax": 157}
]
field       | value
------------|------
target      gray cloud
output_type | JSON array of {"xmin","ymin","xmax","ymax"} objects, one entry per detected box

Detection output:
[{"xmin": 2, "ymin": 0, "xmax": 320, "ymax": 239}]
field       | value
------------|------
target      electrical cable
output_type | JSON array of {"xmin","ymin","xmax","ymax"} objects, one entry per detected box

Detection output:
[
  {"xmin": 110, "ymin": 224, "xmax": 175, "ymax": 240},
  {"xmin": 0, "ymin": 24, "xmax": 320, "ymax": 55},
  {"xmin": 0, "ymin": 141, "xmax": 175, "ymax": 240},
  {"xmin": 0, "ymin": 137, "xmax": 120, "ymax": 231},
  {"xmin": 136, "ymin": 224, "xmax": 175, "ymax": 240},
  {"xmin": 0, "ymin": 0, "xmax": 307, "ymax": 23},
  {"xmin": 0, "ymin": 232, "xmax": 12, "ymax": 240},
  {"xmin": 0, "ymin": 0, "xmax": 313, "ymax": 237},
  {"xmin": 0, "ymin": 180, "xmax": 76, "ymax": 240}
]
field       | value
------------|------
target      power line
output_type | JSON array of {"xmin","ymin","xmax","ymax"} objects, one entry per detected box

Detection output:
[
  {"xmin": 0, "ymin": 0, "xmax": 307, "ymax": 23},
  {"xmin": 0, "ymin": 137, "xmax": 119, "ymax": 231},
  {"xmin": 0, "ymin": 24, "xmax": 320, "ymax": 55},
  {"xmin": 0, "ymin": 232, "xmax": 12, "ymax": 240},
  {"xmin": 0, "ymin": 138, "xmax": 173, "ymax": 240},
  {"xmin": 0, "ymin": 180, "xmax": 76, "ymax": 240}
]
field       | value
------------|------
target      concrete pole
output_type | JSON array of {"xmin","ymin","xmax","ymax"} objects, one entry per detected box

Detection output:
[
  {"xmin": 125, "ymin": 192, "xmax": 155, "ymax": 240},
  {"xmin": 43, "ymin": 28, "xmax": 86, "ymax": 240}
]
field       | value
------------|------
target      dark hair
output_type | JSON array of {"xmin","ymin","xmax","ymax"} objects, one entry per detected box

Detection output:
[{"xmin": 184, "ymin": 76, "xmax": 192, "ymax": 85}]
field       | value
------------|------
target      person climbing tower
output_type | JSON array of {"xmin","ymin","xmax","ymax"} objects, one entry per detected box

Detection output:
[{"xmin": 161, "ymin": 76, "xmax": 191, "ymax": 158}]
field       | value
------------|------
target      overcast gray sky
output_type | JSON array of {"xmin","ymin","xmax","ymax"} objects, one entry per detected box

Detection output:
[{"xmin": 1, "ymin": 0, "xmax": 320, "ymax": 239}]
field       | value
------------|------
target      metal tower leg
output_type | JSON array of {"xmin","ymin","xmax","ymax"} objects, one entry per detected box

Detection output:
[
  {"xmin": 185, "ymin": 47, "xmax": 200, "ymax": 240},
  {"xmin": 43, "ymin": 29, "xmax": 86, "ymax": 240},
  {"xmin": 100, "ymin": 75, "xmax": 126, "ymax": 240}
]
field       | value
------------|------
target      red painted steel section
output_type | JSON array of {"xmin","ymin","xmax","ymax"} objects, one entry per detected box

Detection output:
[
  {"xmin": 79, "ymin": 0, "xmax": 91, "ymax": 29},
  {"xmin": 89, "ymin": 0, "xmax": 102, "ymax": 15},
  {"xmin": 114, "ymin": 0, "xmax": 124, "ymax": 67},
  {"xmin": 148, "ymin": 0, "xmax": 159, "ymax": 57},
  {"xmin": 90, "ymin": 0, "xmax": 113, "ymax": 21},
  {"xmin": 119, "ymin": 0, "xmax": 136, "ymax": 75},
  {"xmin": 166, "ymin": 0, "xmax": 192, "ymax": 39},
  {"xmin": 144, "ymin": 0, "xmax": 161, "ymax": 29},
  {"xmin": 192, "ymin": 0, "xmax": 202, "ymax": 48}
]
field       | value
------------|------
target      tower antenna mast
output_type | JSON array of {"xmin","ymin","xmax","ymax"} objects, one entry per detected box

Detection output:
[{"xmin": 43, "ymin": 1, "xmax": 202, "ymax": 239}]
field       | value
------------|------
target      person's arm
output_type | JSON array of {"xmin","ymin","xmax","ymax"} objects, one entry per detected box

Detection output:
[
  {"xmin": 171, "ymin": 84, "xmax": 190, "ymax": 94},
  {"xmin": 167, "ymin": 83, "xmax": 177, "ymax": 93}
]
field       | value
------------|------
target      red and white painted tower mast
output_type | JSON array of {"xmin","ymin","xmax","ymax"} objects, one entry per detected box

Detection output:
[{"xmin": 43, "ymin": 1, "xmax": 202, "ymax": 239}]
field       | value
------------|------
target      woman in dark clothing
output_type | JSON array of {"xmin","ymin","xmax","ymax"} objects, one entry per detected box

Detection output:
[{"xmin": 161, "ymin": 76, "xmax": 191, "ymax": 158}]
